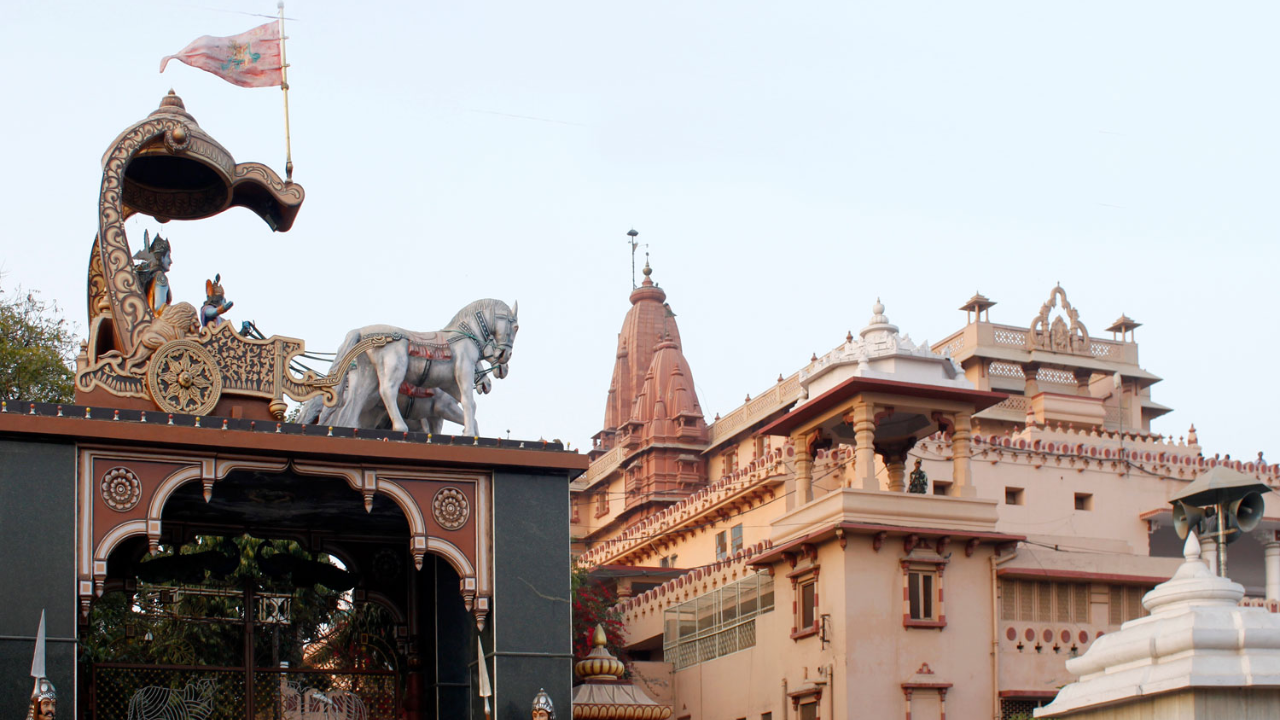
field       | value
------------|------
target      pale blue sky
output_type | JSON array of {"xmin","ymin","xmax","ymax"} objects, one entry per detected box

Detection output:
[{"xmin": 2, "ymin": 1, "xmax": 1275, "ymax": 460}]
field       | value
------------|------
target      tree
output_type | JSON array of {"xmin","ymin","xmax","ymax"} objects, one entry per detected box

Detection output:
[
  {"xmin": 0, "ymin": 284, "xmax": 78, "ymax": 403},
  {"xmin": 571, "ymin": 564, "xmax": 626, "ymax": 664}
]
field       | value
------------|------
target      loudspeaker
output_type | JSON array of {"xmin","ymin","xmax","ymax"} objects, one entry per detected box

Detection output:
[
  {"xmin": 1231, "ymin": 492, "xmax": 1266, "ymax": 534},
  {"xmin": 1173, "ymin": 501, "xmax": 1206, "ymax": 539}
]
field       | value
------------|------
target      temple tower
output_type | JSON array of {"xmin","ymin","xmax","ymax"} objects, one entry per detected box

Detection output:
[{"xmin": 576, "ymin": 261, "xmax": 708, "ymax": 547}]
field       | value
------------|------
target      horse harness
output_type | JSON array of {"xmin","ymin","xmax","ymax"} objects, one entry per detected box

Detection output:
[
  {"xmin": 342, "ymin": 317, "xmax": 505, "ymax": 418},
  {"xmin": 455, "ymin": 309, "xmax": 512, "ymax": 359},
  {"xmin": 401, "ymin": 341, "xmax": 451, "ymax": 412}
]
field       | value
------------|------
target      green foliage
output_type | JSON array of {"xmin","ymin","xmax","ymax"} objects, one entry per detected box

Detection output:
[
  {"xmin": 570, "ymin": 564, "xmax": 626, "ymax": 662},
  {"xmin": 80, "ymin": 534, "xmax": 357, "ymax": 669},
  {"xmin": 0, "ymin": 284, "xmax": 77, "ymax": 403}
]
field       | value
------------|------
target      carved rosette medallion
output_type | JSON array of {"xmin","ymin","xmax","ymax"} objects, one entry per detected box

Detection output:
[
  {"xmin": 100, "ymin": 467, "xmax": 142, "ymax": 512},
  {"xmin": 147, "ymin": 339, "xmax": 223, "ymax": 416},
  {"xmin": 432, "ymin": 487, "xmax": 470, "ymax": 531}
]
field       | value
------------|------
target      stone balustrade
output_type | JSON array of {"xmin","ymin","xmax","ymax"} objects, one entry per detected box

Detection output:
[
  {"xmin": 911, "ymin": 423, "xmax": 1278, "ymax": 484},
  {"xmin": 576, "ymin": 450, "xmax": 789, "ymax": 568},
  {"xmin": 618, "ymin": 541, "xmax": 774, "ymax": 620}
]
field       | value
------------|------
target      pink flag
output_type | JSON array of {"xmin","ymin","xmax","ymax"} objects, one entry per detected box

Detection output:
[{"xmin": 160, "ymin": 22, "xmax": 283, "ymax": 88}]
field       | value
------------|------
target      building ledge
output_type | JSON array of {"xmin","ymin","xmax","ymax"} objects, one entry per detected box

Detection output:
[{"xmin": 769, "ymin": 487, "xmax": 1001, "ymax": 547}]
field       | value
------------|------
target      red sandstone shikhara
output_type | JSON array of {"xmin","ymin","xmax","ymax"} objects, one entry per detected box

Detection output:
[
  {"xmin": 160, "ymin": 22, "xmax": 283, "ymax": 88},
  {"xmin": 573, "ymin": 278, "xmax": 1280, "ymax": 719}
]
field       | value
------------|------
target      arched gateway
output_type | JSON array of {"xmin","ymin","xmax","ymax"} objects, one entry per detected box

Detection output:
[{"xmin": 0, "ymin": 92, "xmax": 584, "ymax": 720}]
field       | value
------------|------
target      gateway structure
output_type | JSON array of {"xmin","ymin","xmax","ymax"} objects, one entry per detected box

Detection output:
[
  {"xmin": 0, "ymin": 91, "xmax": 584, "ymax": 720},
  {"xmin": 572, "ymin": 274, "xmax": 1280, "ymax": 720}
]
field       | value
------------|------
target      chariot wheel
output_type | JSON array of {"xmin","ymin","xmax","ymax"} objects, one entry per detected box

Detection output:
[{"xmin": 146, "ymin": 339, "xmax": 223, "ymax": 416}]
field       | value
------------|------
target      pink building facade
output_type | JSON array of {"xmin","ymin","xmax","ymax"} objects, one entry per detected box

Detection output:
[{"xmin": 572, "ymin": 278, "xmax": 1280, "ymax": 720}]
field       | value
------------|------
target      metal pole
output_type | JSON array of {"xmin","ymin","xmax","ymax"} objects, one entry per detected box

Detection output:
[
  {"xmin": 245, "ymin": 584, "xmax": 256, "ymax": 720},
  {"xmin": 277, "ymin": 1, "xmax": 294, "ymax": 181},
  {"xmin": 1217, "ymin": 501, "xmax": 1228, "ymax": 578}
]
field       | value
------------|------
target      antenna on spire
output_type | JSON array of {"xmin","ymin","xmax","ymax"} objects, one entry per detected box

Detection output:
[{"xmin": 626, "ymin": 229, "xmax": 647, "ymax": 288}]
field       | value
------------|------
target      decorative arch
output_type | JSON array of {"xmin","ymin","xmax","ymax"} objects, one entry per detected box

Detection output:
[
  {"xmin": 1027, "ymin": 284, "xmax": 1090, "ymax": 354},
  {"xmin": 362, "ymin": 590, "xmax": 408, "ymax": 625},
  {"xmin": 291, "ymin": 461, "xmax": 492, "ymax": 630}
]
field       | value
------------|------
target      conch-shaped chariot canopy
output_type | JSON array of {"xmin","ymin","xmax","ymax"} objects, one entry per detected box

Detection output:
[{"xmin": 88, "ymin": 90, "xmax": 304, "ymax": 356}]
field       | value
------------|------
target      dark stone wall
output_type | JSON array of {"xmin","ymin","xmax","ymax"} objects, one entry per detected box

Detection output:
[
  {"xmin": 485, "ymin": 470, "xmax": 571, "ymax": 720},
  {"xmin": 0, "ymin": 439, "xmax": 76, "ymax": 719}
]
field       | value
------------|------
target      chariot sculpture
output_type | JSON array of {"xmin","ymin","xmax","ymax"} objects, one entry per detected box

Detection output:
[{"xmin": 73, "ymin": 91, "xmax": 513, "ymax": 426}]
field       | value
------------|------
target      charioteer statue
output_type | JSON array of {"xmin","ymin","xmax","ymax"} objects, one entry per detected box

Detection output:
[{"xmin": 201, "ymin": 274, "xmax": 234, "ymax": 328}]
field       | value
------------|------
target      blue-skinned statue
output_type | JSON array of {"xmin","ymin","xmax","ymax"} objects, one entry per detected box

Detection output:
[{"xmin": 132, "ymin": 230, "xmax": 173, "ymax": 315}]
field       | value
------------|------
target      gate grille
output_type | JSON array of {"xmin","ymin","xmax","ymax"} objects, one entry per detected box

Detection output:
[{"xmin": 91, "ymin": 664, "xmax": 398, "ymax": 720}]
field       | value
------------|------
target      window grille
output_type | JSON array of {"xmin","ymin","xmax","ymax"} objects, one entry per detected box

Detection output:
[
  {"xmin": 1001, "ymin": 580, "xmax": 1018, "ymax": 620},
  {"xmin": 663, "ymin": 572, "xmax": 774, "ymax": 671},
  {"xmin": 1000, "ymin": 697, "xmax": 1052, "ymax": 719},
  {"xmin": 1036, "ymin": 581, "xmax": 1052, "ymax": 619},
  {"xmin": 1018, "ymin": 580, "xmax": 1035, "ymax": 621},
  {"xmin": 1001, "ymin": 580, "xmax": 1092, "ymax": 623}
]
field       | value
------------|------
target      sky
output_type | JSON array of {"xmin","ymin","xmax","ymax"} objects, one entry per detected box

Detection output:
[{"xmin": 1, "ymin": 1, "xmax": 1276, "ymax": 460}]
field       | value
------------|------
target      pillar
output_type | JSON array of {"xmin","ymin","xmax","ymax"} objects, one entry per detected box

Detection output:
[
  {"xmin": 885, "ymin": 455, "xmax": 907, "ymax": 492},
  {"xmin": 1074, "ymin": 368, "xmax": 1093, "ymax": 397},
  {"xmin": 1021, "ymin": 362, "xmax": 1041, "ymax": 398},
  {"xmin": 851, "ymin": 402, "xmax": 879, "ymax": 491},
  {"xmin": 794, "ymin": 433, "xmax": 813, "ymax": 506},
  {"xmin": 1265, "ymin": 542, "xmax": 1280, "ymax": 601},
  {"xmin": 1200, "ymin": 535, "xmax": 1218, "ymax": 576},
  {"xmin": 951, "ymin": 412, "xmax": 975, "ymax": 497}
]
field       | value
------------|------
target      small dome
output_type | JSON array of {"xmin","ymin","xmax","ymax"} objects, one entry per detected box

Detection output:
[
  {"xmin": 575, "ymin": 625, "xmax": 626, "ymax": 681},
  {"xmin": 860, "ymin": 297, "xmax": 899, "ymax": 338}
]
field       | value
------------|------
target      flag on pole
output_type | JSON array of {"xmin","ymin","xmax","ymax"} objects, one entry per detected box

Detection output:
[{"xmin": 161, "ymin": 22, "xmax": 283, "ymax": 88}]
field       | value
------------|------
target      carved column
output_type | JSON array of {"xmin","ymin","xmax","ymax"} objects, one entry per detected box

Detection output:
[
  {"xmin": 794, "ymin": 432, "xmax": 813, "ymax": 506},
  {"xmin": 879, "ymin": 442, "xmax": 914, "ymax": 493},
  {"xmin": 951, "ymin": 412, "xmax": 975, "ymax": 497},
  {"xmin": 885, "ymin": 456, "xmax": 907, "ymax": 492},
  {"xmin": 1074, "ymin": 368, "xmax": 1093, "ymax": 397},
  {"xmin": 1021, "ymin": 362, "xmax": 1041, "ymax": 398},
  {"xmin": 851, "ymin": 402, "xmax": 879, "ymax": 491},
  {"xmin": 1265, "ymin": 542, "xmax": 1280, "ymax": 601}
]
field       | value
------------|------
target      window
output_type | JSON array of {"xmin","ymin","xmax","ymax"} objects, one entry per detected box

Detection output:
[
  {"xmin": 1109, "ymin": 585, "xmax": 1148, "ymax": 624},
  {"xmin": 908, "ymin": 570, "xmax": 936, "ymax": 621},
  {"xmin": 799, "ymin": 702, "xmax": 817, "ymax": 720},
  {"xmin": 659, "ymin": 554, "xmax": 678, "ymax": 569},
  {"xmin": 762, "ymin": 714, "xmax": 772, "ymax": 720},
  {"xmin": 932, "ymin": 481, "xmax": 952, "ymax": 496},
  {"xmin": 715, "ymin": 531, "xmax": 729, "ymax": 561},
  {"xmin": 799, "ymin": 579, "xmax": 816, "ymax": 630},
  {"xmin": 1005, "ymin": 487, "xmax": 1025, "ymax": 505},
  {"xmin": 595, "ymin": 491, "xmax": 609, "ymax": 517},
  {"xmin": 1000, "ymin": 580, "xmax": 1090, "ymax": 623},
  {"xmin": 731, "ymin": 524, "xmax": 744, "ymax": 555},
  {"xmin": 723, "ymin": 448, "xmax": 738, "ymax": 476},
  {"xmin": 663, "ymin": 572, "xmax": 775, "ymax": 670},
  {"xmin": 902, "ymin": 560, "xmax": 946, "ymax": 628},
  {"xmin": 1074, "ymin": 493, "xmax": 1093, "ymax": 511},
  {"xmin": 1001, "ymin": 697, "xmax": 1052, "ymax": 719}
]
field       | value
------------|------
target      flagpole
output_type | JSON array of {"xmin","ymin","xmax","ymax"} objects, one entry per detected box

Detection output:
[{"xmin": 277, "ymin": 0, "xmax": 294, "ymax": 181}]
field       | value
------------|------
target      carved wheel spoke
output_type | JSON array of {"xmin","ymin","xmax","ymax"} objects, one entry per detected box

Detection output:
[{"xmin": 147, "ymin": 339, "xmax": 223, "ymax": 416}]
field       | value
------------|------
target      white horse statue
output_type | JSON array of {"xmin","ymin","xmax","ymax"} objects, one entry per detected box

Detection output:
[
  {"xmin": 318, "ymin": 299, "xmax": 517, "ymax": 436},
  {"xmin": 299, "ymin": 362, "xmax": 499, "ymax": 434}
]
